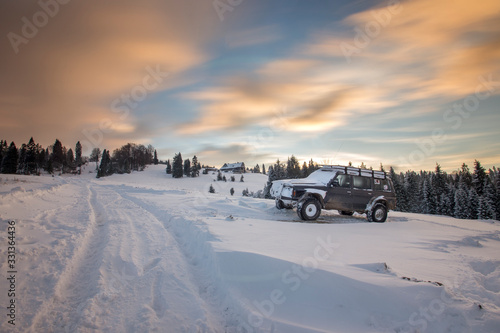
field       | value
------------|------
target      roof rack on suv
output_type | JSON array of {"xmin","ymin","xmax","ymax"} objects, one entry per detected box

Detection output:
[{"xmin": 318, "ymin": 165, "xmax": 387, "ymax": 179}]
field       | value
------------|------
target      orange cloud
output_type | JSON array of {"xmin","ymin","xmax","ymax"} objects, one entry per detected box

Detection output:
[
  {"xmin": 307, "ymin": 0, "xmax": 500, "ymax": 98},
  {"xmin": 0, "ymin": 0, "xmax": 220, "ymax": 149}
]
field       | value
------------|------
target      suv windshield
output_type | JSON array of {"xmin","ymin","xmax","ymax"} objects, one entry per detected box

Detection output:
[{"xmin": 305, "ymin": 169, "xmax": 337, "ymax": 185}]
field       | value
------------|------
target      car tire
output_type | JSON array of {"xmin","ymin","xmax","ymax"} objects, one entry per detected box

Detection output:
[
  {"xmin": 276, "ymin": 199, "xmax": 285, "ymax": 210},
  {"xmin": 298, "ymin": 198, "xmax": 321, "ymax": 221},
  {"xmin": 368, "ymin": 203, "xmax": 387, "ymax": 223},
  {"xmin": 339, "ymin": 210, "xmax": 354, "ymax": 216}
]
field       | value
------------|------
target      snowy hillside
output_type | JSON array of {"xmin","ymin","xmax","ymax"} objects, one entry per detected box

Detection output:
[{"xmin": 1, "ymin": 165, "xmax": 499, "ymax": 332}]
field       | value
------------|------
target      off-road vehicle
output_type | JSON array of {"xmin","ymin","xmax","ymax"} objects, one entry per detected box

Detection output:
[{"xmin": 271, "ymin": 165, "xmax": 396, "ymax": 222}]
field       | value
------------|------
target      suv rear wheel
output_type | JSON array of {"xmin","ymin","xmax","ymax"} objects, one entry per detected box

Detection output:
[
  {"xmin": 297, "ymin": 198, "xmax": 321, "ymax": 221},
  {"xmin": 367, "ymin": 203, "xmax": 387, "ymax": 223}
]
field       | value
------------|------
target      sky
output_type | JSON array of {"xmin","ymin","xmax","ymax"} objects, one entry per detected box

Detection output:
[{"xmin": 1, "ymin": 0, "xmax": 499, "ymax": 172}]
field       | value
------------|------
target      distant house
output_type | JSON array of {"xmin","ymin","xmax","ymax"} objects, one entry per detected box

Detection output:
[{"xmin": 220, "ymin": 162, "xmax": 245, "ymax": 173}]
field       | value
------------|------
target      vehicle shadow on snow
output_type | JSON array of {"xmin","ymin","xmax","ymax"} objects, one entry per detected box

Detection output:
[{"xmin": 275, "ymin": 210, "xmax": 373, "ymax": 224}]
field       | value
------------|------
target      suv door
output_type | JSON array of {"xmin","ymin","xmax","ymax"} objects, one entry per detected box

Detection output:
[
  {"xmin": 325, "ymin": 173, "xmax": 353, "ymax": 211},
  {"xmin": 351, "ymin": 175, "xmax": 374, "ymax": 212}
]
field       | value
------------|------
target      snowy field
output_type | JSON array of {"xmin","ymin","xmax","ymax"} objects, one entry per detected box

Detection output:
[{"xmin": 1, "ymin": 164, "xmax": 500, "ymax": 333}]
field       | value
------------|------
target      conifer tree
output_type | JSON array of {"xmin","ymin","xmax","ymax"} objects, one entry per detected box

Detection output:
[
  {"xmin": 479, "ymin": 179, "xmax": 496, "ymax": 220},
  {"xmin": 230, "ymin": 187, "xmax": 234, "ymax": 196},
  {"xmin": 52, "ymin": 139, "xmax": 64, "ymax": 171},
  {"xmin": 1, "ymin": 142, "xmax": 18, "ymax": 174},
  {"xmin": 472, "ymin": 160, "xmax": 486, "ymax": 196},
  {"xmin": 454, "ymin": 183, "xmax": 468, "ymax": 219},
  {"xmin": 262, "ymin": 164, "xmax": 266, "ymax": 175},
  {"xmin": 25, "ymin": 137, "xmax": 38, "ymax": 174},
  {"xmin": 184, "ymin": 158, "xmax": 191, "ymax": 177},
  {"xmin": 254, "ymin": 164, "xmax": 260, "ymax": 173},
  {"xmin": 286, "ymin": 155, "xmax": 301, "ymax": 178},
  {"xmin": 97, "ymin": 149, "xmax": 113, "ymax": 178},
  {"xmin": 75, "ymin": 141, "xmax": 83, "ymax": 171},
  {"xmin": 153, "ymin": 150, "xmax": 159, "ymax": 165},
  {"xmin": 66, "ymin": 148, "xmax": 75, "ymax": 172},
  {"xmin": 18, "ymin": 144, "xmax": 27, "ymax": 174},
  {"xmin": 468, "ymin": 188, "xmax": 479, "ymax": 219},
  {"xmin": 172, "ymin": 153, "xmax": 183, "ymax": 178},
  {"xmin": 263, "ymin": 165, "xmax": 276, "ymax": 198},
  {"xmin": 459, "ymin": 163, "xmax": 472, "ymax": 187},
  {"xmin": 166, "ymin": 159, "xmax": 172, "ymax": 174},
  {"xmin": 191, "ymin": 155, "xmax": 199, "ymax": 177},
  {"xmin": 496, "ymin": 172, "xmax": 500, "ymax": 219},
  {"xmin": 209, "ymin": 184, "xmax": 215, "ymax": 193},
  {"xmin": 301, "ymin": 161, "xmax": 309, "ymax": 178}
]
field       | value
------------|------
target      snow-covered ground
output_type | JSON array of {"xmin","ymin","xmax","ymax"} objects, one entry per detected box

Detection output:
[{"xmin": 1, "ymin": 164, "xmax": 499, "ymax": 333}]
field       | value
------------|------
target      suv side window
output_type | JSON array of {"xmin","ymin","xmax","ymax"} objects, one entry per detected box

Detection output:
[
  {"xmin": 374, "ymin": 179, "xmax": 392, "ymax": 192},
  {"xmin": 353, "ymin": 176, "xmax": 372, "ymax": 190},
  {"xmin": 335, "ymin": 174, "xmax": 351, "ymax": 188}
]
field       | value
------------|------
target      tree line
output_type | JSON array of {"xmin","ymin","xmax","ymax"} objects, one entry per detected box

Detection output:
[
  {"xmin": 0, "ymin": 138, "xmax": 84, "ymax": 175},
  {"xmin": 389, "ymin": 161, "xmax": 499, "ymax": 220},
  {"xmin": 96, "ymin": 143, "xmax": 155, "ymax": 178},
  {"xmin": 0, "ymin": 138, "xmax": 157, "ymax": 178},
  {"xmin": 165, "ymin": 152, "xmax": 202, "ymax": 178}
]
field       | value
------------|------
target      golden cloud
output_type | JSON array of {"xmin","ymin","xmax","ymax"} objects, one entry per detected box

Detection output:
[{"xmin": 0, "ymin": 0, "xmax": 220, "ymax": 149}]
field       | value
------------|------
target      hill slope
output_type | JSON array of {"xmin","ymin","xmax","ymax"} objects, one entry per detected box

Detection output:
[{"xmin": 1, "ymin": 165, "xmax": 499, "ymax": 332}]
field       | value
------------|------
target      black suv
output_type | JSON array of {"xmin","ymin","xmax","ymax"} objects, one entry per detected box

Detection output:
[{"xmin": 271, "ymin": 165, "xmax": 396, "ymax": 222}]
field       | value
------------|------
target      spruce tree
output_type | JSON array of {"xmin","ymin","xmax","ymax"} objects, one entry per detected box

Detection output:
[
  {"xmin": 191, "ymin": 156, "xmax": 199, "ymax": 177},
  {"xmin": 172, "ymin": 153, "xmax": 183, "ymax": 178},
  {"xmin": 454, "ymin": 183, "xmax": 468, "ymax": 219},
  {"xmin": 263, "ymin": 165, "xmax": 276, "ymax": 198},
  {"xmin": 459, "ymin": 163, "xmax": 472, "ymax": 187},
  {"xmin": 230, "ymin": 187, "xmax": 234, "ymax": 196},
  {"xmin": 496, "ymin": 171, "xmax": 500, "ymax": 219},
  {"xmin": 209, "ymin": 184, "xmax": 215, "ymax": 193},
  {"xmin": 184, "ymin": 158, "xmax": 191, "ymax": 177},
  {"xmin": 96, "ymin": 149, "xmax": 113, "ymax": 178},
  {"xmin": 287, "ymin": 155, "xmax": 301, "ymax": 178},
  {"xmin": 479, "ymin": 179, "xmax": 496, "ymax": 220},
  {"xmin": 1, "ymin": 142, "xmax": 18, "ymax": 174},
  {"xmin": 153, "ymin": 150, "xmax": 159, "ymax": 165},
  {"xmin": 26, "ymin": 137, "xmax": 38, "ymax": 174},
  {"xmin": 472, "ymin": 160, "xmax": 486, "ymax": 196},
  {"xmin": 166, "ymin": 159, "xmax": 172, "ymax": 174},
  {"xmin": 468, "ymin": 188, "xmax": 479, "ymax": 219},
  {"xmin": 52, "ymin": 139, "xmax": 64, "ymax": 171},
  {"xmin": 18, "ymin": 144, "xmax": 27, "ymax": 174},
  {"xmin": 262, "ymin": 164, "xmax": 266, "ymax": 175},
  {"xmin": 66, "ymin": 148, "xmax": 75, "ymax": 172},
  {"xmin": 254, "ymin": 164, "xmax": 260, "ymax": 173},
  {"xmin": 75, "ymin": 141, "xmax": 83, "ymax": 169}
]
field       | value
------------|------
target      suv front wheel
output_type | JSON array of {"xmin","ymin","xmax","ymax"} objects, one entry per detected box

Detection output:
[
  {"xmin": 367, "ymin": 203, "xmax": 387, "ymax": 223},
  {"xmin": 297, "ymin": 198, "xmax": 321, "ymax": 221}
]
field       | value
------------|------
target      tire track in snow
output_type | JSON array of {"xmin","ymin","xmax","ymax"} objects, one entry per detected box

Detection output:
[
  {"xmin": 101, "ymin": 185, "xmax": 232, "ymax": 332},
  {"xmin": 112, "ymin": 186, "xmax": 247, "ymax": 332},
  {"xmin": 28, "ymin": 184, "xmax": 109, "ymax": 332}
]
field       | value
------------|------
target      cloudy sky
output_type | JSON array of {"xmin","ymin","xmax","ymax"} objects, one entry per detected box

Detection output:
[{"xmin": 1, "ymin": 0, "xmax": 499, "ymax": 171}]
